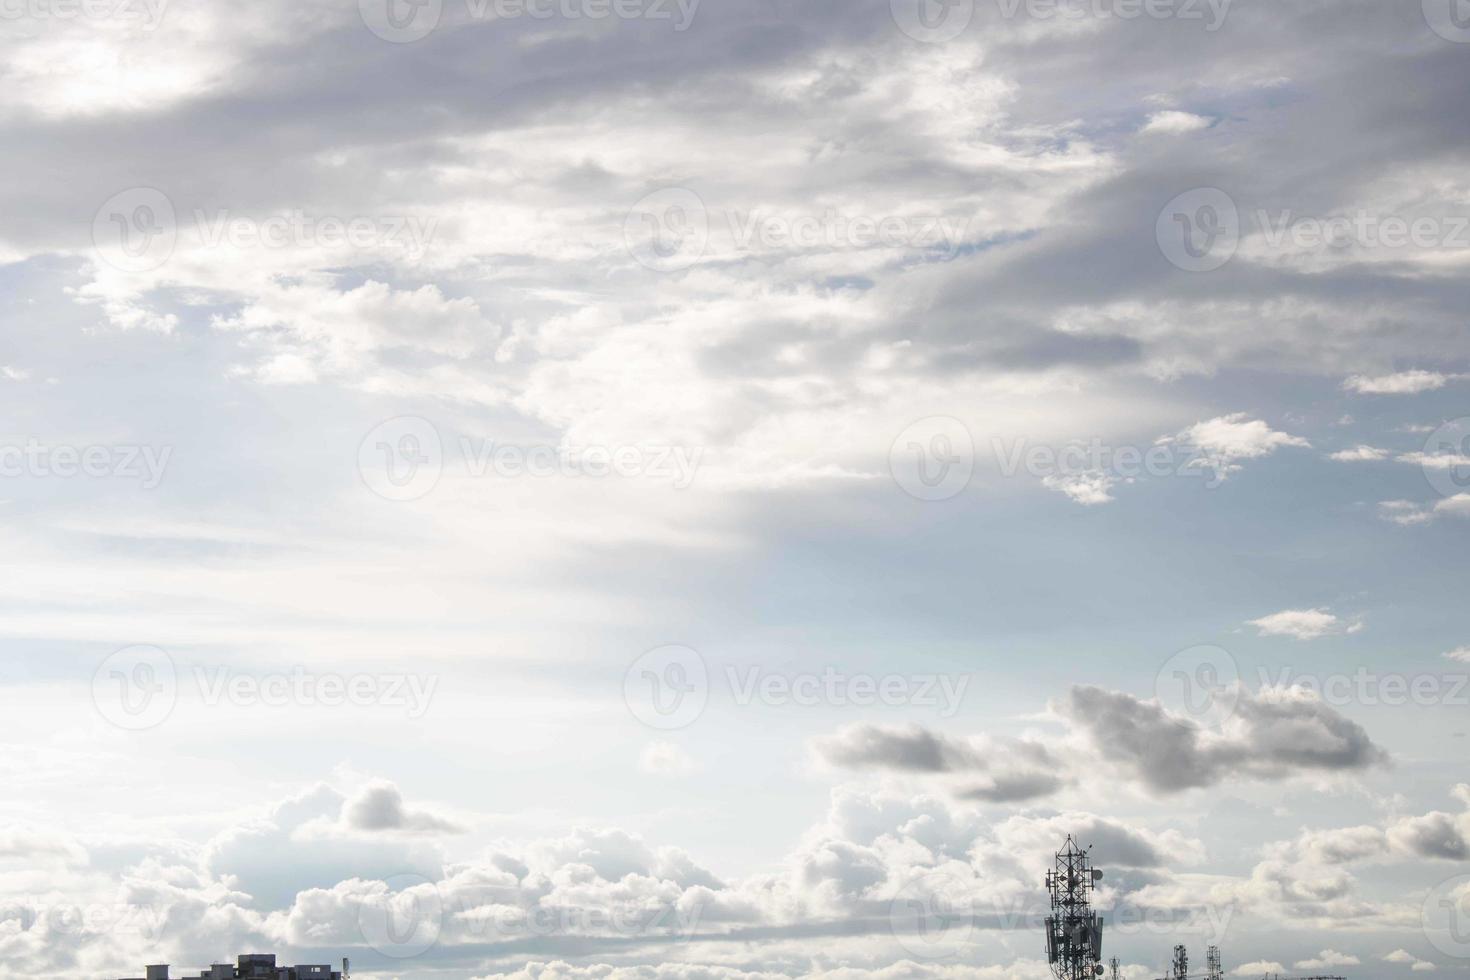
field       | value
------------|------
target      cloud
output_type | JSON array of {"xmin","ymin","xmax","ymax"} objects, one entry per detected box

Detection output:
[
  {"xmin": 341, "ymin": 780, "xmax": 466, "ymax": 835},
  {"xmin": 1141, "ymin": 111, "xmax": 1213, "ymax": 135},
  {"xmin": 812, "ymin": 724, "xmax": 1065, "ymax": 802},
  {"xmin": 1344, "ymin": 371, "xmax": 1462, "ymax": 395},
  {"xmin": 1396, "ymin": 452, "xmax": 1470, "ymax": 471},
  {"xmin": 820, "ymin": 682, "xmax": 1391, "ymax": 803},
  {"xmin": 1063, "ymin": 685, "xmax": 1388, "ymax": 793},
  {"xmin": 1377, "ymin": 495, "xmax": 1470, "ymax": 526},
  {"xmin": 1328, "ymin": 445, "xmax": 1390, "ymax": 462},
  {"xmin": 1248, "ymin": 608, "xmax": 1363, "ymax": 640},
  {"xmin": 1042, "ymin": 471, "xmax": 1118, "ymax": 506},
  {"xmin": 1386, "ymin": 950, "xmax": 1437, "ymax": 971},
  {"xmin": 0, "ymin": 827, "xmax": 88, "ymax": 865},
  {"xmin": 1162, "ymin": 415, "xmax": 1310, "ymax": 480},
  {"xmin": 1387, "ymin": 812, "xmax": 1470, "ymax": 861},
  {"xmin": 955, "ymin": 771, "xmax": 1068, "ymax": 803},
  {"xmin": 1445, "ymin": 647, "xmax": 1470, "ymax": 664},
  {"xmin": 1232, "ymin": 964, "xmax": 1286, "ymax": 977},
  {"xmin": 1295, "ymin": 950, "xmax": 1360, "ymax": 970},
  {"xmin": 1380, "ymin": 500, "xmax": 1438, "ymax": 526},
  {"xmin": 1291, "ymin": 825, "xmax": 1389, "ymax": 866},
  {"xmin": 203, "ymin": 783, "xmax": 448, "ymax": 909}
]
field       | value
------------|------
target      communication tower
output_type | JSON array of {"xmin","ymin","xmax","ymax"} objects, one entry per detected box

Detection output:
[{"xmin": 1044, "ymin": 836, "xmax": 1106, "ymax": 980}]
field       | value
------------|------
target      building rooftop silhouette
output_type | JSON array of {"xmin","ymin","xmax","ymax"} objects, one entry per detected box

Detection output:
[{"xmin": 115, "ymin": 955, "xmax": 344, "ymax": 980}]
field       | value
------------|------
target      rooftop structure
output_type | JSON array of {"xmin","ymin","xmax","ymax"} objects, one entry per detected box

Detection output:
[{"xmin": 114, "ymin": 954, "xmax": 346, "ymax": 980}]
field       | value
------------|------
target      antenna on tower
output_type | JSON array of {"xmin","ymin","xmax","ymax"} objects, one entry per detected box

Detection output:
[
  {"xmin": 1206, "ymin": 946, "xmax": 1222, "ymax": 980},
  {"xmin": 1110, "ymin": 957, "xmax": 1121, "ymax": 980},
  {"xmin": 1044, "ymin": 836, "xmax": 1106, "ymax": 980},
  {"xmin": 1172, "ymin": 946, "xmax": 1188, "ymax": 980}
]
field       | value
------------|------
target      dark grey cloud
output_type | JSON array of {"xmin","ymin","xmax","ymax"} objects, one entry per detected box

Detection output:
[
  {"xmin": 814, "ymin": 723, "xmax": 1065, "ymax": 803},
  {"xmin": 1065, "ymin": 685, "xmax": 1389, "ymax": 794},
  {"xmin": 955, "ymin": 771, "xmax": 1067, "ymax": 804}
]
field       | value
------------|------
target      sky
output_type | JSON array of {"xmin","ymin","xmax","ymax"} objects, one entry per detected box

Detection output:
[{"xmin": 1, "ymin": 0, "xmax": 1470, "ymax": 978}]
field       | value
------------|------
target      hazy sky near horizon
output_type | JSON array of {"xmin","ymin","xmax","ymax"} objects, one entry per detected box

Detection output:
[{"xmin": 2, "ymin": 0, "xmax": 1470, "ymax": 978}]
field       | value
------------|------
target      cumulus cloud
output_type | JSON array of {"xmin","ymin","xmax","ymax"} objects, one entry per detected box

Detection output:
[
  {"xmin": 203, "ymin": 783, "xmax": 448, "ymax": 909},
  {"xmin": 1042, "ymin": 471, "xmax": 1119, "ymax": 506},
  {"xmin": 1162, "ymin": 415, "xmax": 1310, "ymax": 480},
  {"xmin": 341, "ymin": 780, "xmax": 466, "ymax": 835},
  {"xmin": 1385, "ymin": 950, "xmax": 1437, "ymax": 971},
  {"xmin": 1062, "ymin": 685, "xmax": 1388, "ymax": 793},
  {"xmin": 1248, "ymin": 608, "xmax": 1363, "ymax": 640},
  {"xmin": 1387, "ymin": 812, "xmax": 1470, "ymax": 861},
  {"xmin": 1294, "ymin": 950, "xmax": 1360, "ymax": 970}
]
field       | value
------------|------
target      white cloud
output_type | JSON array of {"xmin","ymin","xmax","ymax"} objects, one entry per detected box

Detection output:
[
  {"xmin": 1444, "ymin": 647, "xmax": 1470, "ymax": 664},
  {"xmin": 1397, "ymin": 452, "xmax": 1470, "ymax": 471},
  {"xmin": 1329, "ymin": 445, "xmax": 1390, "ymax": 462},
  {"xmin": 1377, "ymin": 494, "xmax": 1470, "ymax": 526},
  {"xmin": 0, "ymin": 826, "xmax": 88, "ymax": 865},
  {"xmin": 1344, "ymin": 371, "xmax": 1462, "ymax": 395},
  {"xmin": 1248, "ymin": 608, "xmax": 1363, "ymax": 641},
  {"xmin": 1164, "ymin": 414, "xmax": 1310, "ymax": 480},
  {"xmin": 1294, "ymin": 950, "xmax": 1360, "ymax": 970},
  {"xmin": 340, "ymin": 780, "xmax": 466, "ymax": 835},
  {"xmin": 1042, "ymin": 470, "xmax": 1118, "ymax": 506},
  {"xmin": 1141, "ymin": 110, "xmax": 1213, "ymax": 134},
  {"xmin": 1233, "ymin": 962, "xmax": 1286, "ymax": 976},
  {"xmin": 1380, "ymin": 499, "xmax": 1437, "ymax": 526},
  {"xmin": 1386, "ymin": 950, "xmax": 1438, "ymax": 972}
]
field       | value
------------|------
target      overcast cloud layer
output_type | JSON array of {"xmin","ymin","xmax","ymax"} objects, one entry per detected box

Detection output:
[{"xmin": 2, "ymin": 0, "xmax": 1469, "ymax": 978}]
